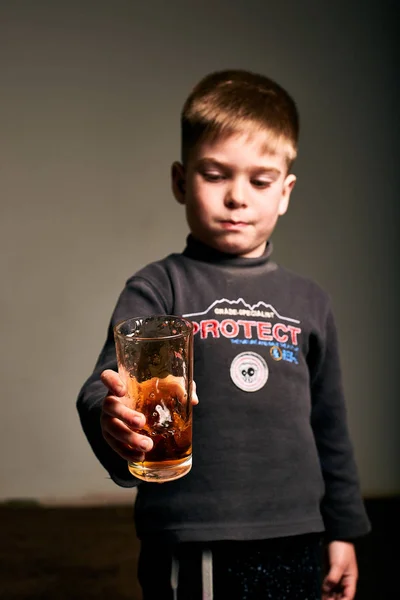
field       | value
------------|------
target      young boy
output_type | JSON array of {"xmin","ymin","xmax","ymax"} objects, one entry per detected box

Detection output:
[{"xmin": 77, "ymin": 69, "xmax": 370, "ymax": 599}]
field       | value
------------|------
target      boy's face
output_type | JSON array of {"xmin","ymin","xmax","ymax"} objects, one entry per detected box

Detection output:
[{"xmin": 172, "ymin": 132, "xmax": 296, "ymax": 258}]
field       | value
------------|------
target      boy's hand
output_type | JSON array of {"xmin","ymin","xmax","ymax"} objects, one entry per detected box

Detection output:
[
  {"xmin": 100, "ymin": 369, "xmax": 198, "ymax": 463},
  {"xmin": 322, "ymin": 541, "xmax": 358, "ymax": 600}
]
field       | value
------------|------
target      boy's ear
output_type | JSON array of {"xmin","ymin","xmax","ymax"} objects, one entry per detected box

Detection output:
[
  {"xmin": 278, "ymin": 174, "xmax": 296, "ymax": 216},
  {"xmin": 171, "ymin": 161, "xmax": 187, "ymax": 205}
]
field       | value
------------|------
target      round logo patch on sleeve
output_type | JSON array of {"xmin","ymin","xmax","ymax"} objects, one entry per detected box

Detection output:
[{"xmin": 230, "ymin": 352, "xmax": 269, "ymax": 392}]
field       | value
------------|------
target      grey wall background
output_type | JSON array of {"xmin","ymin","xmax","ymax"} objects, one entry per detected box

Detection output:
[{"xmin": 1, "ymin": 0, "xmax": 399, "ymax": 504}]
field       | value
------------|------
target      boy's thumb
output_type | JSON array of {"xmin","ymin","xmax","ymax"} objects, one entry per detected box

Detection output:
[{"xmin": 322, "ymin": 565, "xmax": 342, "ymax": 591}]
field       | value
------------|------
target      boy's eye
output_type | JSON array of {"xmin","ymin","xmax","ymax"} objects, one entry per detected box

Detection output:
[
  {"xmin": 251, "ymin": 179, "xmax": 271, "ymax": 189},
  {"xmin": 202, "ymin": 171, "xmax": 225, "ymax": 182}
]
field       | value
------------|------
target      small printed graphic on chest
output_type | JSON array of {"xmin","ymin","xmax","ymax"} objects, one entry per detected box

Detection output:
[{"xmin": 230, "ymin": 352, "xmax": 269, "ymax": 392}]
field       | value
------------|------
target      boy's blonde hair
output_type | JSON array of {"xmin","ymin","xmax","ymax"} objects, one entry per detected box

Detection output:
[{"xmin": 181, "ymin": 69, "xmax": 299, "ymax": 169}]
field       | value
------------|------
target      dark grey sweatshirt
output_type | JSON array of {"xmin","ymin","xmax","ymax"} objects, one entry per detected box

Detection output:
[{"xmin": 77, "ymin": 236, "xmax": 371, "ymax": 544}]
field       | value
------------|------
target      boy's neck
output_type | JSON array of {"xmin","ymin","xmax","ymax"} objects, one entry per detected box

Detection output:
[{"xmin": 183, "ymin": 235, "xmax": 273, "ymax": 266}]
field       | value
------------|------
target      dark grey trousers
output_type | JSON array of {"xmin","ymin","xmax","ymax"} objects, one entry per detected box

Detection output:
[{"xmin": 138, "ymin": 533, "xmax": 324, "ymax": 599}]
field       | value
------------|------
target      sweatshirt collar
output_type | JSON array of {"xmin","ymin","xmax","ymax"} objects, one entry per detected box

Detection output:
[{"xmin": 182, "ymin": 235, "xmax": 273, "ymax": 267}]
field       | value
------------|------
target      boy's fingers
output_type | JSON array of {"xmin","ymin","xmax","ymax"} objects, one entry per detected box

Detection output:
[
  {"xmin": 102, "ymin": 429, "xmax": 146, "ymax": 463},
  {"xmin": 102, "ymin": 371, "xmax": 200, "ymax": 406},
  {"xmin": 155, "ymin": 375, "xmax": 198, "ymax": 405},
  {"xmin": 101, "ymin": 369, "xmax": 126, "ymax": 397},
  {"xmin": 102, "ymin": 395, "xmax": 146, "ymax": 429},
  {"xmin": 341, "ymin": 575, "xmax": 357, "ymax": 600},
  {"xmin": 191, "ymin": 380, "xmax": 199, "ymax": 405},
  {"xmin": 101, "ymin": 414, "xmax": 153, "ymax": 453}
]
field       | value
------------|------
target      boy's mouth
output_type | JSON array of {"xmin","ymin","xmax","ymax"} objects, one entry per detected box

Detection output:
[{"xmin": 219, "ymin": 220, "xmax": 249, "ymax": 230}]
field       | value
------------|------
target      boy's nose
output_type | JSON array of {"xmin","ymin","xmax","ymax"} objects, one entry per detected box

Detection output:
[{"xmin": 224, "ymin": 181, "xmax": 247, "ymax": 208}]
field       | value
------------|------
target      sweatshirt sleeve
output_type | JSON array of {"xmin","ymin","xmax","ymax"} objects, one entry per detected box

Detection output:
[
  {"xmin": 76, "ymin": 273, "xmax": 172, "ymax": 488},
  {"xmin": 309, "ymin": 304, "xmax": 371, "ymax": 541}
]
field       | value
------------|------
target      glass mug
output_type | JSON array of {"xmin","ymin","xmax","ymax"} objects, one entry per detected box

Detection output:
[{"xmin": 114, "ymin": 315, "xmax": 194, "ymax": 483}]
